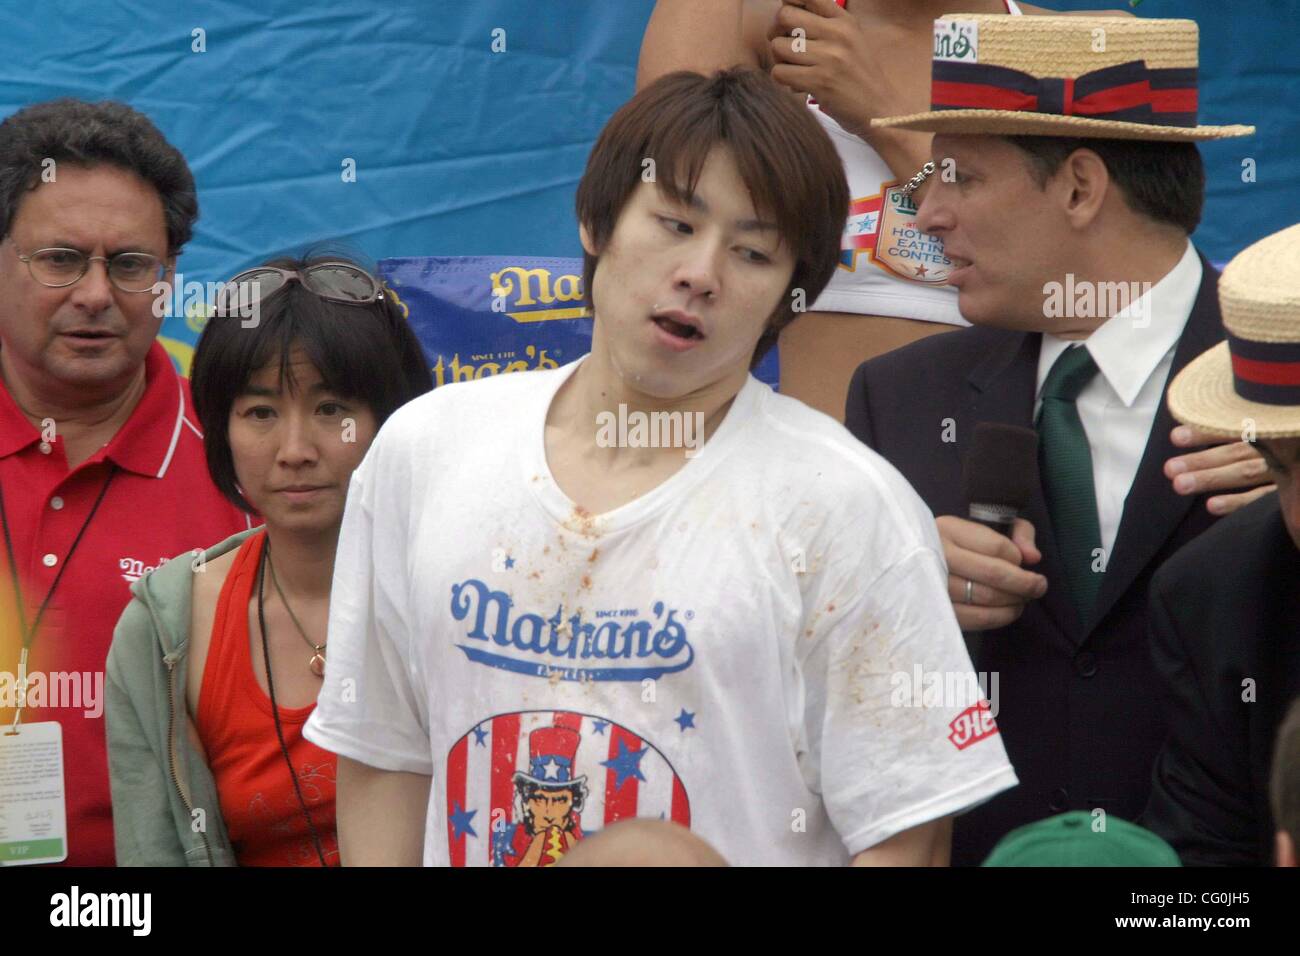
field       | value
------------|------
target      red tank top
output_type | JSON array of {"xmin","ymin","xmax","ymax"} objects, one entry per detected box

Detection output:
[{"xmin": 195, "ymin": 531, "xmax": 338, "ymax": 866}]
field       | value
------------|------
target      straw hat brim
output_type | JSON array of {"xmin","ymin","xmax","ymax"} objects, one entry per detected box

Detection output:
[
  {"xmin": 1167, "ymin": 342, "xmax": 1300, "ymax": 439},
  {"xmin": 871, "ymin": 110, "xmax": 1255, "ymax": 142}
]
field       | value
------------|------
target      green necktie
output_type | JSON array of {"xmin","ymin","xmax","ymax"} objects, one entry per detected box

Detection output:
[{"xmin": 1037, "ymin": 345, "xmax": 1103, "ymax": 627}]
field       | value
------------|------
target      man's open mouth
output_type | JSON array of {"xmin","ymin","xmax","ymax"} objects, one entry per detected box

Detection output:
[{"xmin": 651, "ymin": 313, "xmax": 703, "ymax": 341}]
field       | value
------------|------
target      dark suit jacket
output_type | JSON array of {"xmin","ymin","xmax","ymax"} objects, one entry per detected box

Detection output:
[
  {"xmin": 1142, "ymin": 495, "xmax": 1300, "ymax": 866},
  {"xmin": 845, "ymin": 254, "xmax": 1224, "ymax": 866}
]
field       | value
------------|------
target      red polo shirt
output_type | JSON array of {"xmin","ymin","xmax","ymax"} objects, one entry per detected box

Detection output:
[{"xmin": 0, "ymin": 340, "xmax": 250, "ymax": 866}]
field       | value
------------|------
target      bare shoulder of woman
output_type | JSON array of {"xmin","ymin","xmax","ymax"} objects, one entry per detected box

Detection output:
[{"xmin": 1020, "ymin": 3, "xmax": 1135, "ymax": 16}]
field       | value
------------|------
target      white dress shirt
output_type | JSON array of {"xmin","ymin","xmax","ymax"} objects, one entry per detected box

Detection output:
[{"xmin": 1034, "ymin": 241, "xmax": 1202, "ymax": 561}]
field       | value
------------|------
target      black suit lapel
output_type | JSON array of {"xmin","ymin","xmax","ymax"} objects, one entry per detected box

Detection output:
[
  {"xmin": 1089, "ymin": 258, "xmax": 1224, "ymax": 636},
  {"xmin": 967, "ymin": 331, "xmax": 1081, "ymax": 646}
]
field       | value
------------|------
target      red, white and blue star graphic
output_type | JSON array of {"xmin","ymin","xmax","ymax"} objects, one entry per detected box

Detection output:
[{"xmin": 444, "ymin": 710, "xmax": 691, "ymax": 867}]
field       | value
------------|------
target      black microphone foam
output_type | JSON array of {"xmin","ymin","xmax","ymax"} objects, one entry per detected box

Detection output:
[{"xmin": 963, "ymin": 422, "xmax": 1039, "ymax": 534}]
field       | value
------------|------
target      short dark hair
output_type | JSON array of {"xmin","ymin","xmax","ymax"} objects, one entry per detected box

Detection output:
[
  {"xmin": 575, "ymin": 68, "xmax": 848, "ymax": 368},
  {"xmin": 0, "ymin": 98, "xmax": 198, "ymax": 254},
  {"xmin": 1271, "ymin": 697, "xmax": 1300, "ymax": 850},
  {"xmin": 190, "ymin": 254, "xmax": 434, "ymax": 513},
  {"xmin": 1001, "ymin": 135, "xmax": 1204, "ymax": 235}
]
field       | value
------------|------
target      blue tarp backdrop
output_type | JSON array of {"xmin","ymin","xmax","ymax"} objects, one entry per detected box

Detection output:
[{"xmin": 1, "ymin": 0, "xmax": 1295, "ymax": 372}]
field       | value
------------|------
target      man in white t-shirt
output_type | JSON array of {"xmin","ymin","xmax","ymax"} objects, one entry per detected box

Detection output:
[{"xmin": 304, "ymin": 67, "xmax": 1018, "ymax": 866}]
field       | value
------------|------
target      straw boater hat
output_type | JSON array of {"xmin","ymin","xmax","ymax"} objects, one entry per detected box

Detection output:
[
  {"xmin": 1167, "ymin": 223, "xmax": 1300, "ymax": 439},
  {"xmin": 872, "ymin": 14, "xmax": 1253, "ymax": 141}
]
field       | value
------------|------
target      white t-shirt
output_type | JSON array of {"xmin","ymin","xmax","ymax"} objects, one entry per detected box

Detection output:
[{"xmin": 305, "ymin": 358, "xmax": 1018, "ymax": 866}]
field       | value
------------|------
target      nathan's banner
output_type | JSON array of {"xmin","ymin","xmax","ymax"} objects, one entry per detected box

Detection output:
[{"xmin": 377, "ymin": 256, "xmax": 780, "ymax": 390}]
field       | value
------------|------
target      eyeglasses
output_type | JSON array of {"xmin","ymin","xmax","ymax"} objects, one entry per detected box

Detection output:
[
  {"xmin": 212, "ymin": 262, "xmax": 385, "ymax": 317},
  {"xmin": 10, "ymin": 241, "xmax": 167, "ymax": 293}
]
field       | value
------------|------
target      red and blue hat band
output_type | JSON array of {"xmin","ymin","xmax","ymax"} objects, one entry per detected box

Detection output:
[
  {"xmin": 1228, "ymin": 331, "xmax": 1300, "ymax": 404},
  {"xmin": 931, "ymin": 60, "xmax": 1198, "ymax": 127}
]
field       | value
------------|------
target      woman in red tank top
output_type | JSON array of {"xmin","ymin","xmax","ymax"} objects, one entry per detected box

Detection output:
[{"xmin": 108, "ymin": 253, "xmax": 432, "ymax": 866}]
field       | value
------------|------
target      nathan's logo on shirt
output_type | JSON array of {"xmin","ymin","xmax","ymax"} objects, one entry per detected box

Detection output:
[
  {"xmin": 449, "ymin": 578, "xmax": 695, "ymax": 682},
  {"xmin": 947, "ymin": 700, "xmax": 999, "ymax": 751},
  {"xmin": 118, "ymin": 555, "xmax": 169, "ymax": 584},
  {"xmin": 837, "ymin": 185, "xmax": 952, "ymax": 284}
]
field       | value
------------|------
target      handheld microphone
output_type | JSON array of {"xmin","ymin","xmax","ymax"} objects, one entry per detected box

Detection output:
[{"xmin": 963, "ymin": 422, "xmax": 1039, "ymax": 537}]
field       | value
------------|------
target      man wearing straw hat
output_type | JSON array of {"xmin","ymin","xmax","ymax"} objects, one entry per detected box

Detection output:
[
  {"xmin": 845, "ymin": 12, "xmax": 1265, "ymax": 864},
  {"xmin": 1144, "ymin": 222, "xmax": 1300, "ymax": 866}
]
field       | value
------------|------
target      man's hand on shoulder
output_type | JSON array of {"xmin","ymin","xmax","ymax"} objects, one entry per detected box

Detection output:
[
  {"xmin": 1165, "ymin": 425, "xmax": 1276, "ymax": 516},
  {"xmin": 936, "ymin": 515, "xmax": 1047, "ymax": 632}
]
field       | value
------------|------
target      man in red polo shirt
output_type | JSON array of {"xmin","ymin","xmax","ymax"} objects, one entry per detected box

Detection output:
[{"xmin": 0, "ymin": 99, "xmax": 250, "ymax": 866}]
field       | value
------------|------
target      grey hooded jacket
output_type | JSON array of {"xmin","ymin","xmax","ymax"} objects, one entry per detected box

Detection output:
[{"xmin": 106, "ymin": 527, "xmax": 260, "ymax": 866}]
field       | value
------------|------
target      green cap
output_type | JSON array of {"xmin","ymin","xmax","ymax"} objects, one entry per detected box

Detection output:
[{"xmin": 981, "ymin": 812, "xmax": 1182, "ymax": 867}]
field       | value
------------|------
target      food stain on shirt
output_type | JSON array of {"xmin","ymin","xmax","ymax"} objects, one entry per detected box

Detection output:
[{"xmin": 567, "ymin": 505, "xmax": 600, "ymax": 540}]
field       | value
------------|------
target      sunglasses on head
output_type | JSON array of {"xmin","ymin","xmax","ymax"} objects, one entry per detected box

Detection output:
[{"xmin": 212, "ymin": 261, "xmax": 386, "ymax": 317}]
